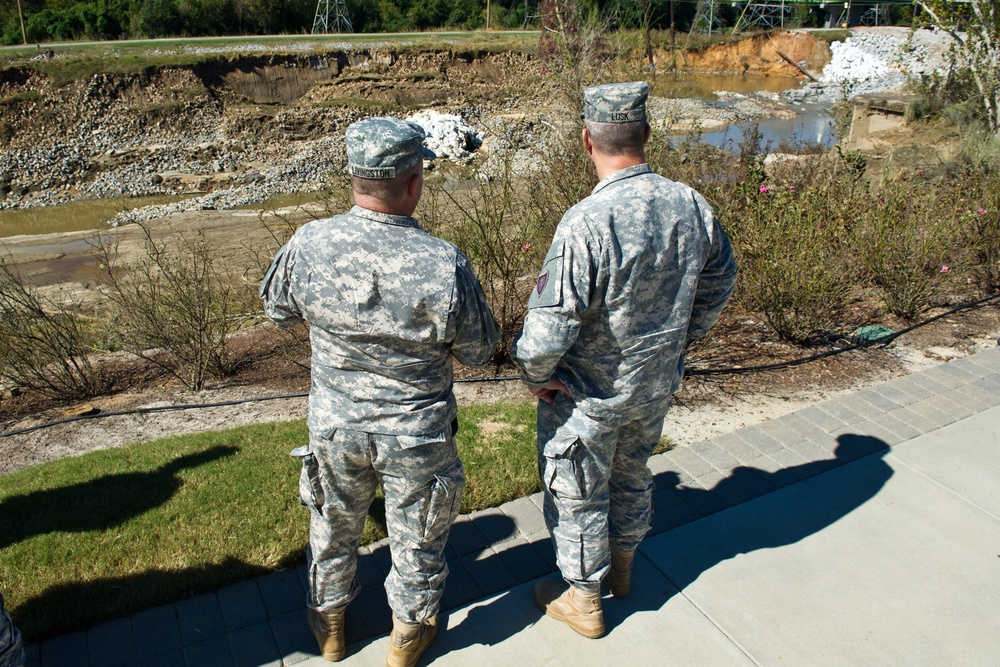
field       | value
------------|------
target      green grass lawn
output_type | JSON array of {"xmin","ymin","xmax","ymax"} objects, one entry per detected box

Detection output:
[{"xmin": 0, "ymin": 401, "xmax": 539, "ymax": 642}]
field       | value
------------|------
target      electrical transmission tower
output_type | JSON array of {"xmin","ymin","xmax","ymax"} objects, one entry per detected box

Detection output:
[
  {"xmin": 732, "ymin": 0, "xmax": 791, "ymax": 34},
  {"xmin": 312, "ymin": 0, "xmax": 353, "ymax": 34},
  {"xmin": 689, "ymin": 0, "xmax": 723, "ymax": 35}
]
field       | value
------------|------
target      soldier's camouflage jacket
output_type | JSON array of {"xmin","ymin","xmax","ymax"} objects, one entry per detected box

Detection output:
[
  {"xmin": 261, "ymin": 205, "xmax": 500, "ymax": 436},
  {"xmin": 0, "ymin": 593, "xmax": 23, "ymax": 667},
  {"xmin": 512, "ymin": 164, "xmax": 737, "ymax": 415}
]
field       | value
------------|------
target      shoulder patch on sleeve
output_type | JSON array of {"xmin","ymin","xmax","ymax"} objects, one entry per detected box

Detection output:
[
  {"xmin": 528, "ymin": 254, "xmax": 563, "ymax": 308},
  {"xmin": 535, "ymin": 271, "xmax": 548, "ymax": 296}
]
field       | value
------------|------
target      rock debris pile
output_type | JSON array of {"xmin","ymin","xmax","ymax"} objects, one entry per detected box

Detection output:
[
  {"xmin": 406, "ymin": 110, "xmax": 483, "ymax": 163},
  {"xmin": 784, "ymin": 26, "xmax": 954, "ymax": 103}
]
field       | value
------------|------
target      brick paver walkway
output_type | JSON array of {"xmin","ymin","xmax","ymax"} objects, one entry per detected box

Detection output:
[{"xmin": 24, "ymin": 345, "xmax": 1000, "ymax": 667}]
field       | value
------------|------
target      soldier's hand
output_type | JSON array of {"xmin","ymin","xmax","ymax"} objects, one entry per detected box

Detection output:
[{"xmin": 529, "ymin": 376, "xmax": 571, "ymax": 404}]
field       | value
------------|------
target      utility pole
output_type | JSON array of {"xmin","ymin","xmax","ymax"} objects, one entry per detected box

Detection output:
[
  {"xmin": 487, "ymin": 0, "xmax": 491, "ymax": 29},
  {"xmin": 642, "ymin": 0, "xmax": 654, "ymax": 81},
  {"xmin": 670, "ymin": 0, "xmax": 676, "ymax": 79},
  {"xmin": 16, "ymin": 0, "xmax": 27, "ymax": 45}
]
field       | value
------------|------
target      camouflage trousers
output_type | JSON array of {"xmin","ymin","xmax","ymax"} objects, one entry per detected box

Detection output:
[
  {"xmin": 291, "ymin": 426, "xmax": 465, "ymax": 623},
  {"xmin": 537, "ymin": 393, "xmax": 669, "ymax": 593},
  {"xmin": 0, "ymin": 594, "xmax": 24, "ymax": 667}
]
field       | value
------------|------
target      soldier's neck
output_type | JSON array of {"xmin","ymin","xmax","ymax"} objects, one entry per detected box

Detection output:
[
  {"xmin": 353, "ymin": 194, "xmax": 418, "ymax": 218},
  {"xmin": 592, "ymin": 152, "xmax": 646, "ymax": 181}
]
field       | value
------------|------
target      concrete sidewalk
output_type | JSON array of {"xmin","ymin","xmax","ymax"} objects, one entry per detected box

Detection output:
[{"xmin": 25, "ymin": 346, "xmax": 1000, "ymax": 666}]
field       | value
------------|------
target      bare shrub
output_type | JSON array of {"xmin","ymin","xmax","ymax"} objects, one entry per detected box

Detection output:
[
  {"xmin": 646, "ymin": 128, "xmax": 738, "ymax": 197},
  {"xmin": 537, "ymin": 0, "xmax": 648, "ymax": 122},
  {"xmin": 537, "ymin": 0, "xmax": 605, "ymax": 114},
  {"xmin": 425, "ymin": 158, "xmax": 548, "ymax": 365},
  {"xmin": 0, "ymin": 258, "xmax": 107, "ymax": 399},
  {"xmin": 94, "ymin": 221, "xmax": 258, "ymax": 391},
  {"xmin": 529, "ymin": 122, "xmax": 598, "ymax": 238}
]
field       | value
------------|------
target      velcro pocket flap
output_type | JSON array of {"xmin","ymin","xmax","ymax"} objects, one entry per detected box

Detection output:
[
  {"xmin": 397, "ymin": 432, "xmax": 447, "ymax": 450},
  {"xmin": 541, "ymin": 435, "xmax": 587, "ymax": 500}
]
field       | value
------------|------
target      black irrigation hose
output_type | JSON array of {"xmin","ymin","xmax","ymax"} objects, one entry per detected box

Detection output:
[
  {"xmin": 687, "ymin": 291, "xmax": 1000, "ymax": 377},
  {"xmin": 0, "ymin": 392, "xmax": 312, "ymax": 439},
  {"xmin": 3, "ymin": 291, "xmax": 999, "ymax": 439}
]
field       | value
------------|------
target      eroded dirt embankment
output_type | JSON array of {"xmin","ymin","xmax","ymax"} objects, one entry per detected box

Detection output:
[
  {"xmin": 0, "ymin": 49, "xmax": 544, "ymax": 148},
  {"xmin": 0, "ymin": 49, "xmax": 547, "ymax": 207},
  {"xmin": 0, "ymin": 35, "xmax": 836, "ymax": 212},
  {"xmin": 667, "ymin": 31, "xmax": 831, "ymax": 77}
]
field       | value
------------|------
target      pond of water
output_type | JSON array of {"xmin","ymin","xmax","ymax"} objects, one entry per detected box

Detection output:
[
  {"xmin": 700, "ymin": 102, "xmax": 836, "ymax": 151},
  {"xmin": 654, "ymin": 74, "xmax": 805, "ymax": 98},
  {"xmin": 656, "ymin": 74, "xmax": 836, "ymax": 151}
]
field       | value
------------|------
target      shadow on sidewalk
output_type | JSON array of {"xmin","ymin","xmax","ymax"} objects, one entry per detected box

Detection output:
[
  {"xmin": 605, "ymin": 434, "xmax": 894, "ymax": 633},
  {"xmin": 14, "ymin": 556, "xmax": 274, "ymax": 644},
  {"xmin": 432, "ymin": 433, "xmax": 893, "ymax": 650}
]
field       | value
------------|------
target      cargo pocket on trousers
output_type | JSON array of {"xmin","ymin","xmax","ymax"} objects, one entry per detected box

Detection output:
[
  {"xmin": 541, "ymin": 436, "xmax": 591, "ymax": 500},
  {"xmin": 290, "ymin": 445, "xmax": 326, "ymax": 513},
  {"xmin": 421, "ymin": 458, "xmax": 465, "ymax": 546}
]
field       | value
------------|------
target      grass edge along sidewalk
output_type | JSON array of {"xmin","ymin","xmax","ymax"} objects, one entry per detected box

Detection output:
[
  {"xmin": 0, "ymin": 401, "xmax": 540, "ymax": 643},
  {"xmin": 19, "ymin": 344, "xmax": 1000, "ymax": 666}
]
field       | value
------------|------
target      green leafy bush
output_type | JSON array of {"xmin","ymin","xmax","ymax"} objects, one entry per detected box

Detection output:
[
  {"xmin": 731, "ymin": 176, "xmax": 859, "ymax": 343},
  {"xmin": 959, "ymin": 168, "xmax": 1000, "ymax": 295},
  {"xmin": 858, "ymin": 178, "xmax": 961, "ymax": 319}
]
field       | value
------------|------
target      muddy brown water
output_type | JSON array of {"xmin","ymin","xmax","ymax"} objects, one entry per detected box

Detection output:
[
  {"xmin": 654, "ymin": 74, "xmax": 803, "ymax": 99},
  {"xmin": 656, "ymin": 75, "xmax": 835, "ymax": 150},
  {"xmin": 0, "ymin": 195, "xmax": 190, "ymax": 239}
]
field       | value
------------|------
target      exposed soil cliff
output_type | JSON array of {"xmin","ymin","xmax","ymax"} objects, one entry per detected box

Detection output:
[{"xmin": 669, "ymin": 31, "xmax": 831, "ymax": 77}]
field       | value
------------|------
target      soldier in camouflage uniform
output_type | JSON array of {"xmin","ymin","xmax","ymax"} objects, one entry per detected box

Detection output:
[
  {"xmin": 0, "ymin": 594, "xmax": 24, "ymax": 667},
  {"xmin": 260, "ymin": 117, "xmax": 499, "ymax": 665},
  {"xmin": 511, "ymin": 82, "xmax": 738, "ymax": 638}
]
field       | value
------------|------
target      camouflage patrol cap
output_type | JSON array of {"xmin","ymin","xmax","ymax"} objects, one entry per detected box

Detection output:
[
  {"xmin": 582, "ymin": 81, "xmax": 649, "ymax": 123},
  {"xmin": 345, "ymin": 117, "xmax": 426, "ymax": 179}
]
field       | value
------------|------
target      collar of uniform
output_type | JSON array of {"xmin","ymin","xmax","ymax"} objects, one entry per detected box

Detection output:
[
  {"xmin": 350, "ymin": 205, "xmax": 420, "ymax": 229},
  {"xmin": 591, "ymin": 163, "xmax": 652, "ymax": 195}
]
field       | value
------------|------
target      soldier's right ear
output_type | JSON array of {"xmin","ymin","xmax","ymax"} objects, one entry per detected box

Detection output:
[{"xmin": 407, "ymin": 169, "xmax": 423, "ymax": 200}]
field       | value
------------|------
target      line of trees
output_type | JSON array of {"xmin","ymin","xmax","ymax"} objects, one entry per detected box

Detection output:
[{"xmin": 0, "ymin": 0, "xmax": 698, "ymax": 45}]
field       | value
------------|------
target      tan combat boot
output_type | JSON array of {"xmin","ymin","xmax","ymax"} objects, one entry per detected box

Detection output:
[
  {"xmin": 385, "ymin": 615, "xmax": 439, "ymax": 667},
  {"xmin": 307, "ymin": 607, "xmax": 346, "ymax": 661},
  {"xmin": 609, "ymin": 545, "xmax": 636, "ymax": 598},
  {"xmin": 533, "ymin": 579, "xmax": 605, "ymax": 638}
]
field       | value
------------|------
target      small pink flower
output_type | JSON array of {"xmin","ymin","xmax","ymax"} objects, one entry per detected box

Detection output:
[
  {"xmin": 941, "ymin": 265, "xmax": 949, "ymax": 273},
  {"xmin": 759, "ymin": 185, "xmax": 769, "ymax": 193},
  {"xmin": 878, "ymin": 200, "xmax": 884, "ymax": 205},
  {"xmin": 521, "ymin": 243, "xmax": 532, "ymax": 250},
  {"xmin": 788, "ymin": 185, "xmax": 795, "ymax": 190},
  {"xmin": 978, "ymin": 208, "xmax": 987, "ymax": 215},
  {"xmin": 917, "ymin": 169, "xmax": 924, "ymax": 175}
]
